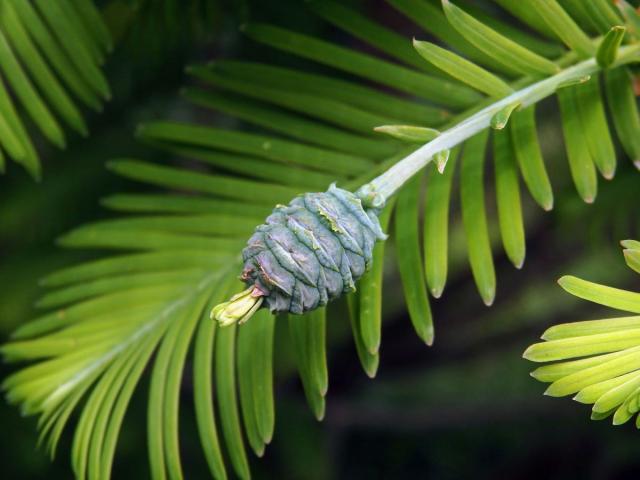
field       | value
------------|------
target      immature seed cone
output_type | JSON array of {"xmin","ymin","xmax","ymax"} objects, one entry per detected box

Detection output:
[{"xmin": 212, "ymin": 184, "xmax": 387, "ymax": 324}]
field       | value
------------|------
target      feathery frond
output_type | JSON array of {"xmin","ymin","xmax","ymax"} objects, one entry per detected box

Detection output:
[
  {"xmin": 0, "ymin": 0, "xmax": 111, "ymax": 178},
  {"xmin": 524, "ymin": 241, "xmax": 640, "ymax": 426},
  {"xmin": 4, "ymin": 1, "xmax": 640, "ymax": 478}
]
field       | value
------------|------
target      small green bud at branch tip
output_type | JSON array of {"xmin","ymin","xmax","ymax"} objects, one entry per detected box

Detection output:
[
  {"xmin": 435, "ymin": 149, "xmax": 450, "ymax": 174},
  {"xmin": 211, "ymin": 286, "xmax": 264, "ymax": 327},
  {"xmin": 374, "ymin": 125, "xmax": 440, "ymax": 143}
]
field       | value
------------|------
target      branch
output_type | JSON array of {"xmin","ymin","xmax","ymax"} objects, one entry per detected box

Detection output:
[{"xmin": 357, "ymin": 44, "xmax": 640, "ymax": 205}]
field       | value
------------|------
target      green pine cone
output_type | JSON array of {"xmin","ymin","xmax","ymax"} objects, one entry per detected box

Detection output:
[
  {"xmin": 242, "ymin": 183, "xmax": 387, "ymax": 314},
  {"xmin": 212, "ymin": 184, "xmax": 387, "ymax": 325}
]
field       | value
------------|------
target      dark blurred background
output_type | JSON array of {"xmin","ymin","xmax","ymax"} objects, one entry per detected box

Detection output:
[{"xmin": 1, "ymin": 1, "xmax": 639, "ymax": 479}]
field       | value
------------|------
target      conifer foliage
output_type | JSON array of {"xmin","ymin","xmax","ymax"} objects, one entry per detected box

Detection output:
[{"xmin": 3, "ymin": 1, "xmax": 640, "ymax": 478}]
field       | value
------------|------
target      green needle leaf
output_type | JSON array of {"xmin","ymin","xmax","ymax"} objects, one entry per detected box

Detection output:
[
  {"xmin": 374, "ymin": 125, "xmax": 440, "ymax": 143},
  {"xmin": 38, "ymin": 251, "xmax": 224, "ymax": 290},
  {"xmin": 604, "ymin": 68, "xmax": 640, "ymax": 169},
  {"xmin": 493, "ymin": 128, "xmax": 525, "ymax": 268},
  {"xmin": 591, "ymin": 409, "xmax": 616, "ymax": 421},
  {"xmin": 412, "ymin": 39, "xmax": 513, "ymax": 97},
  {"xmin": 597, "ymin": 26, "xmax": 626, "ymax": 68},
  {"xmin": 69, "ymin": 0, "xmax": 113, "ymax": 53},
  {"xmin": 460, "ymin": 130, "xmax": 495, "ymax": 306},
  {"xmin": 536, "ymin": 0, "xmax": 595, "ymax": 58},
  {"xmin": 138, "ymin": 122, "xmax": 373, "ymax": 177},
  {"xmin": 33, "ymin": 0, "xmax": 110, "ymax": 99},
  {"xmin": 442, "ymin": 0, "xmax": 559, "ymax": 77},
  {"xmin": 0, "ymin": 74, "xmax": 39, "ymax": 177},
  {"xmin": 493, "ymin": 0, "xmax": 557, "ymax": 40},
  {"xmin": 575, "ymin": 372, "xmax": 637, "ymax": 404},
  {"xmin": 237, "ymin": 314, "xmax": 266, "ymax": 457},
  {"xmin": 347, "ymin": 292, "xmax": 379, "ymax": 378},
  {"xmin": 36, "ymin": 269, "xmax": 205, "ymax": 310},
  {"xmin": 309, "ymin": 0, "xmax": 438, "ymax": 73},
  {"xmin": 616, "ymin": 0, "xmax": 640, "ymax": 37},
  {"xmin": 558, "ymin": 276, "xmax": 640, "ymax": 313},
  {"xmin": 396, "ymin": 174, "xmax": 434, "ymax": 345},
  {"xmin": 243, "ymin": 23, "xmax": 481, "ymax": 108},
  {"xmin": 108, "ymin": 159, "xmax": 300, "ymax": 206},
  {"xmin": 557, "ymin": 86, "xmax": 598, "ymax": 203},
  {"xmin": 392, "ymin": 0, "xmax": 527, "ymax": 74},
  {"xmin": 583, "ymin": 0, "xmax": 624, "ymax": 33},
  {"xmin": 193, "ymin": 308, "xmax": 227, "ymax": 480},
  {"xmin": 529, "ymin": 348, "xmax": 633, "ymax": 381},
  {"xmin": 215, "ymin": 323, "xmax": 251, "ymax": 480},
  {"xmin": 574, "ymin": 77, "xmax": 616, "ymax": 179},
  {"xmin": 423, "ymin": 149, "xmax": 458, "ymax": 298},
  {"xmin": 594, "ymin": 373, "xmax": 640, "ymax": 413},
  {"xmin": 0, "ymin": 29, "xmax": 65, "ymax": 148},
  {"xmin": 524, "ymin": 329, "xmax": 640, "ymax": 362},
  {"xmin": 0, "ymin": 101, "xmax": 26, "ymax": 160},
  {"xmin": 185, "ymin": 69, "xmax": 400, "ymax": 136},
  {"xmin": 490, "ymin": 102, "xmax": 520, "ymax": 130},
  {"xmin": 161, "ymin": 290, "xmax": 213, "ymax": 480},
  {"xmin": 147, "ymin": 296, "xmax": 204, "ymax": 480},
  {"xmin": 7, "ymin": 0, "xmax": 101, "ymax": 109},
  {"xmin": 238, "ymin": 309, "xmax": 275, "ymax": 449},
  {"xmin": 0, "ymin": 2, "xmax": 87, "ymax": 135},
  {"xmin": 611, "ymin": 389, "xmax": 640, "ymax": 425},
  {"xmin": 359, "ymin": 200, "xmax": 394, "ymax": 354},
  {"xmin": 183, "ymin": 87, "xmax": 393, "ymax": 159},
  {"xmin": 305, "ymin": 309, "xmax": 329, "ymax": 396},
  {"xmin": 544, "ymin": 349, "xmax": 640, "ymax": 397},
  {"xmin": 541, "ymin": 316, "xmax": 640, "ymax": 341},
  {"xmin": 212, "ymin": 61, "xmax": 450, "ymax": 126},
  {"xmin": 510, "ymin": 106, "xmax": 554, "ymax": 211},
  {"xmin": 624, "ymin": 249, "xmax": 640, "ymax": 275},
  {"xmin": 288, "ymin": 309, "xmax": 328, "ymax": 420}
]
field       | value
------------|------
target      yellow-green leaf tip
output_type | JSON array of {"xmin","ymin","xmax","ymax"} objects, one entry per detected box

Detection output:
[
  {"xmin": 572, "ymin": 391, "xmax": 589, "ymax": 404},
  {"xmin": 543, "ymin": 384, "xmax": 564, "ymax": 397},
  {"xmin": 425, "ymin": 331, "xmax": 435, "ymax": 347},
  {"xmin": 557, "ymin": 275, "xmax": 574, "ymax": 291},
  {"xmin": 522, "ymin": 344, "xmax": 539, "ymax": 361}
]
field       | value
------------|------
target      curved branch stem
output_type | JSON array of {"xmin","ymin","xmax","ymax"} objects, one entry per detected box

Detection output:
[{"xmin": 356, "ymin": 44, "xmax": 640, "ymax": 205}]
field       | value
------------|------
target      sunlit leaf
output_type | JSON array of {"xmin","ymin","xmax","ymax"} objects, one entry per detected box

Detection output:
[{"xmin": 558, "ymin": 276, "xmax": 640, "ymax": 314}]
